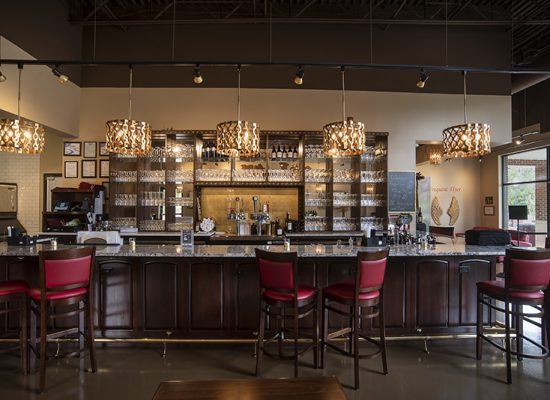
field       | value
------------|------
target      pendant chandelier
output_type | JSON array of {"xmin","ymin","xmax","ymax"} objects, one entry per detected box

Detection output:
[
  {"xmin": 323, "ymin": 67, "xmax": 365, "ymax": 157},
  {"xmin": 429, "ymin": 149, "xmax": 442, "ymax": 165},
  {"xmin": 0, "ymin": 65, "xmax": 45, "ymax": 155},
  {"xmin": 216, "ymin": 66, "xmax": 260, "ymax": 158},
  {"xmin": 442, "ymin": 71, "xmax": 491, "ymax": 158},
  {"xmin": 106, "ymin": 65, "xmax": 151, "ymax": 155}
]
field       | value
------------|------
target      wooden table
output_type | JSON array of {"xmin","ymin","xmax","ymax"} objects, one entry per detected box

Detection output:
[{"xmin": 152, "ymin": 376, "xmax": 347, "ymax": 400}]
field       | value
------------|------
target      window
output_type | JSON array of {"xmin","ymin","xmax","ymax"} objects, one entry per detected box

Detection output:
[{"xmin": 502, "ymin": 148, "xmax": 548, "ymax": 247}]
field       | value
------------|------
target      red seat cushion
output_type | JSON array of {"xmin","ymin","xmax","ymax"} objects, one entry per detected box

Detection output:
[
  {"xmin": 0, "ymin": 280, "xmax": 29, "ymax": 296},
  {"xmin": 323, "ymin": 282, "xmax": 380, "ymax": 301},
  {"xmin": 28, "ymin": 287, "xmax": 88, "ymax": 301},
  {"xmin": 477, "ymin": 280, "xmax": 544, "ymax": 300},
  {"xmin": 263, "ymin": 286, "xmax": 317, "ymax": 302}
]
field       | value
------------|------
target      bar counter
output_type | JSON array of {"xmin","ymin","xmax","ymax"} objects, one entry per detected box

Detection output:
[{"xmin": 0, "ymin": 242, "xmax": 505, "ymax": 341}]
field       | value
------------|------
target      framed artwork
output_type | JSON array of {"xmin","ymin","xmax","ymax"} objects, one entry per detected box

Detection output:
[
  {"xmin": 483, "ymin": 205, "xmax": 495, "ymax": 216},
  {"xmin": 83, "ymin": 141, "xmax": 97, "ymax": 158},
  {"xmin": 82, "ymin": 160, "xmax": 97, "ymax": 178},
  {"xmin": 99, "ymin": 142, "xmax": 109, "ymax": 156},
  {"xmin": 99, "ymin": 159, "xmax": 110, "ymax": 178},
  {"xmin": 484, "ymin": 196, "xmax": 493, "ymax": 205},
  {"xmin": 63, "ymin": 141, "xmax": 81, "ymax": 156},
  {"xmin": 64, "ymin": 161, "xmax": 78, "ymax": 178}
]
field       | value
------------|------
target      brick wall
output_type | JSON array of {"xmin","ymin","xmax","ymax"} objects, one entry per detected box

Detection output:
[
  {"xmin": 0, "ymin": 153, "xmax": 41, "ymax": 233},
  {"xmin": 506, "ymin": 159, "xmax": 547, "ymax": 221}
]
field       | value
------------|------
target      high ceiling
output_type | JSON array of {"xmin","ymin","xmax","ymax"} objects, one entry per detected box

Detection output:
[{"xmin": 65, "ymin": 0, "xmax": 550, "ymax": 67}]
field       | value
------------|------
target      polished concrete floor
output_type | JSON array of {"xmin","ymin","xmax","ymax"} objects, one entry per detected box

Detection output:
[{"xmin": 0, "ymin": 339, "xmax": 548, "ymax": 399}]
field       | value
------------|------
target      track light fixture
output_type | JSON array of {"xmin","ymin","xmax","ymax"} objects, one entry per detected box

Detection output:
[
  {"xmin": 52, "ymin": 66, "xmax": 68, "ymax": 83},
  {"xmin": 416, "ymin": 68, "xmax": 429, "ymax": 88},
  {"xmin": 193, "ymin": 65, "xmax": 203, "ymax": 84},
  {"xmin": 0, "ymin": 70, "xmax": 6, "ymax": 82},
  {"xmin": 515, "ymin": 135, "xmax": 525, "ymax": 145},
  {"xmin": 294, "ymin": 66, "xmax": 304, "ymax": 85}
]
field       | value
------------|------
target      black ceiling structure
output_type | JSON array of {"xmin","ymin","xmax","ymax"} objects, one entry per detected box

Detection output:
[{"xmin": 64, "ymin": 0, "xmax": 550, "ymax": 68}]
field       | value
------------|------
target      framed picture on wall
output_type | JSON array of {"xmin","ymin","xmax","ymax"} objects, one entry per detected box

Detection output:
[
  {"xmin": 82, "ymin": 160, "xmax": 97, "ymax": 178},
  {"xmin": 64, "ymin": 161, "xmax": 78, "ymax": 178},
  {"xmin": 99, "ymin": 160, "xmax": 110, "ymax": 178},
  {"xmin": 99, "ymin": 142, "xmax": 109, "ymax": 156},
  {"xmin": 83, "ymin": 141, "xmax": 97, "ymax": 158},
  {"xmin": 63, "ymin": 141, "xmax": 81, "ymax": 156},
  {"xmin": 483, "ymin": 205, "xmax": 495, "ymax": 216}
]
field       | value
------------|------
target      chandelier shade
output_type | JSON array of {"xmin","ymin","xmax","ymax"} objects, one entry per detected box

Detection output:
[
  {"xmin": 105, "ymin": 65, "xmax": 151, "ymax": 156},
  {"xmin": 215, "ymin": 66, "xmax": 259, "ymax": 157},
  {"xmin": 442, "ymin": 71, "xmax": 491, "ymax": 158},
  {"xmin": 0, "ymin": 65, "xmax": 45, "ymax": 155},
  {"xmin": 216, "ymin": 120, "xmax": 260, "ymax": 157},
  {"xmin": 442, "ymin": 123, "xmax": 491, "ymax": 158},
  {"xmin": 0, "ymin": 119, "xmax": 45, "ymax": 154},
  {"xmin": 322, "ymin": 67, "xmax": 365, "ymax": 157},
  {"xmin": 105, "ymin": 119, "xmax": 152, "ymax": 156},
  {"xmin": 323, "ymin": 117, "xmax": 365, "ymax": 157}
]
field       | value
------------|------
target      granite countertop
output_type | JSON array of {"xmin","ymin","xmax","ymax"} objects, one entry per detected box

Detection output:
[{"xmin": 0, "ymin": 242, "xmax": 507, "ymax": 258}]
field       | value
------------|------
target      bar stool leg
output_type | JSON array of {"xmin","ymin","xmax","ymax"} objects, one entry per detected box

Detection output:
[
  {"xmin": 293, "ymin": 305, "xmax": 299, "ymax": 378},
  {"xmin": 29, "ymin": 302, "xmax": 36, "ymax": 374},
  {"xmin": 20, "ymin": 295, "xmax": 28, "ymax": 375},
  {"xmin": 320, "ymin": 296, "xmax": 327, "ymax": 369},
  {"xmin": 504, "ymin": 299, "xmax": 512, "ymax": 385},
  {"xmin": 352, "ymin": 303, "xmax": 359, "ymax": 390},
  {"xmin": 379, "ymin": 292, "xmax": 388, "ymax": 375},
  {"xmin": 39, "ymin": 303, "xmax": 47, "ymax": 392},
  {"xmin": 544, "ymin": 291, "xmax": 549, "ymax": 351},
  {"xmin": 87, "ymin": 298, "xmax": 97, "ymax": 373},
  {"xmin": 313, "ymin": 295, "xmax": 319, "ymax": 369},
  {"xmin": 476, "ymin": 288, "xmax": 483, "ymax": 360},
  {"xmin": 255, "ymin": 301, "xmax": 265, "ymax": 377},
  {"xmin": 515, "ymin": 304, "xmax": 523, "ymax": 361}
]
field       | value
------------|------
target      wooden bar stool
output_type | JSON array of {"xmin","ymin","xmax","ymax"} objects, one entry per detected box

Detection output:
[
  {"xmin": 255, "ymin": 248, "xmax": 320, "ymax": 378},
  {"xmin": 320, "ymin": 248, "xmax": 390, "ymax": 390},
  {"xmin": 0, "ymin": 280, "xmax": 29, "ymax": 373},
  {"xmin": 476, "ymin": 247, "xmax": 550, "ymax": 384},
  {"xmin": 28, "ymin": 247, "xmax": 97, "ymax": 392}
]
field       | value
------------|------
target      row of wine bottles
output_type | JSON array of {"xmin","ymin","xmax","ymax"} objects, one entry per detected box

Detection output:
[{"xmin": 271, "ymin": 145, "xmax": 298, "ymax": 159}]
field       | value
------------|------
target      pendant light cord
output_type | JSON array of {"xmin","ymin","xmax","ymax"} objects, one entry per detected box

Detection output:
[
  {"xmin": 17, "ymin": 65, "xmax": 22, "ymax": 121},
  {"xmin": 463, "ymin": 70, "xmax": 467, "ymax": 124},
  {"xmin": 237, "ymin": 65, "xmax": 241, "ymax": 122},
  {"xmin": 128, "ymin": 65, "xmax": 133, "ymax": 120},
  {"xmin": 341, "ymin": 67, "xmax": 346, "ymax": 121}
]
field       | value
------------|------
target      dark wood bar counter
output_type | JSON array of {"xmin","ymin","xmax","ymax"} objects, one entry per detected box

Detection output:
[{"xmin": 0, "ymin": 242, "xmax": 504, "ymax": 341}]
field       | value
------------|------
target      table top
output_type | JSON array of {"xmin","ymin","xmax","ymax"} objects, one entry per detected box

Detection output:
[{"xmin": 151, "ymin": 376, "xmax": 347, "ymax": 400}]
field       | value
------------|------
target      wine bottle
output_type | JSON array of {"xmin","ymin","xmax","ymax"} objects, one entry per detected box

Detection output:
[
  {"xmin": 211, "ymin": 142, "xmax": 217, "ymax": 159},
  {"xmin": 276, "ymin": 218, "xmax": 283, "ymax": 236},
  {"xmin": 418, "ymin": 208, "xmax": 423, "ymax": 224},
  {"xmin": 293, "ymin": 146, "xmax": 298, "ymax": 158},
  {"xmin": 282, "ymin": 144, "xmax": 287, "ymax": 159},
  {"xmin": 285, "ymin": 211, "xmax": 293, "ymax": 233},
  {"xmin": 277, "ymin": 145, "xmax": 282, "ymax": 159},
  {"xmin": 205, "ymin": 142, "xmax": 211, "ymax": 159},
  {"xmin": 271, "ymin": 145, "xmax": 276, "ymax": 159}
]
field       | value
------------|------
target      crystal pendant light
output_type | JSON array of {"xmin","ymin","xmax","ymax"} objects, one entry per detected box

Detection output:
[
  {"xmin": 106, "ymin": 65, "xmax": 151, "ymax": 155},
  {"xmin": 216, "ymin": 66, "xmax": 260, "ymax": 158},
  {"xmin": 442, "ymin": 71, "xmax": 491, "ymax": 158},
  {"xmin": 323, "ymin": 67, "xmax": 365, "ymax": 157},
  {"xmin": 0, "ymin": 65, "xmax": 45, "ymax": 154}
]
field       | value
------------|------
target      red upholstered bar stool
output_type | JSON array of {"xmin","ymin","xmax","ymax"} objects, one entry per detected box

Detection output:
[
  {"xmin": 0, "ymin": 280, "xmax": 29, "ymax": 373},
  {"xmin": 320, "ymin": 248, "xmax": 390, "ymax": 390},
  {"xmin": 28, "ymin": 247, "xmax": 97, "ymax": 392},
  {"xmin": 476, "ymin": 247, "xmax": 550, "ymax": 384},
  {"xmin": 254, "ymin": 248, "xmax": 319, "ymax": 378}
]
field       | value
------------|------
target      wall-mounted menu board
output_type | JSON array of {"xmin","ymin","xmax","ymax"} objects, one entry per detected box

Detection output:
[{"xmin": 388, "ymin": 171, "xmax": 416, "ymax": 213}]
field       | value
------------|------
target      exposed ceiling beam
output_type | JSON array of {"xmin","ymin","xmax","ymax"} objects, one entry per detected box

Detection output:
[
  {"xmin": 295, "ymin": 0, "xmax": 317, "ymax": 18},
  {"xmin": 383, "ymin": 0, "xmax": 407, "ymax": 31},
  {"xmin": 225, "ymin": 3, "xmax": 242, "ymax": 18}
]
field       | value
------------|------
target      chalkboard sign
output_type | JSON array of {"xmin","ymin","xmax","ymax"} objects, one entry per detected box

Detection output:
[{"xmin": 388, "ymin": 171, "xmax": 416, "ymax": 213}]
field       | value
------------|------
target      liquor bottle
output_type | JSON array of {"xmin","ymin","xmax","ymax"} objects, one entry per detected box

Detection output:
[
  {"xmin": 201, "ymin": 143, "xmax": 206, "ymax": 159},
  {"xmin": 276, "ymin": 218, "xmax": 283, "ymax": 236},
  {"xmin": 285, "ymin": 211, "xmax": 293, "ymax": 232},
  {"xmin": 211, "ymin": 142, "xmax": 217, "ymax": 159},
  {"xmin": 205, "ymin": 142, "xmax": 211, "ymax": 159},
  {"xmin": 417, "ymin": 208, "xmax": 423, "ymax": 224},
  {"xmin": 271, "ymin": 145, "xmax": 276, "ymax": 159},
  {"xmin": 277, "ymin": 145, "xmax": 282, "ymax": 159},
  {"xmin": 282, "ymin": 144, "xmax": 287, "ymax": 159},
  {"xmin": 293, "ymin": 146, "xmax": 298, "ymax": 158}
]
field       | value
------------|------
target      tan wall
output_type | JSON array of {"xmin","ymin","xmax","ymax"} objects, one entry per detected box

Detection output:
[
  {"xmin": 417, "ymin": 158, "xmax": 481, "ymax": 234},
  {"xmin": 78, "ymin": 87, "xmax": 512, "ymax": 173}
]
